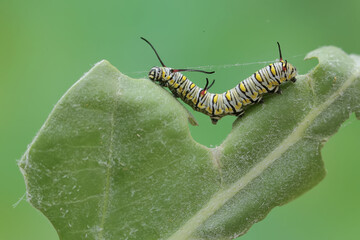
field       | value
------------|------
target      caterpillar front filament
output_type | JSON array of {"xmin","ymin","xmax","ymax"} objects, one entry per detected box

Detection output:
[{"xmin": 141, "ymin": 37, "xmax": 297, "ymax": 124}]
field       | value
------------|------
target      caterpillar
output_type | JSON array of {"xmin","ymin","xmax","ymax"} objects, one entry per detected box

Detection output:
[{"xmin": 141, "ymin": 37, "xmax": 298, "ymax": 124}]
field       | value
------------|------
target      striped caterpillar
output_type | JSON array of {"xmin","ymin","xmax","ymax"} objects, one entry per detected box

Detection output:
[{"xmin": 141, "ymin": 37, "xmax": 298, "ymax": 124}]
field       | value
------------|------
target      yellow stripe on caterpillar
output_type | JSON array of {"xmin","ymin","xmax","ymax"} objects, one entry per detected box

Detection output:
[
  {"xmin": 226, "ymin": 91, "xmax": 231, "ymax": 101},
  {"xmin": 213, "ymin": 94, "xmax": 219, "ymax": 104},
  {"xmin": 251, "ymin": 92, "xmax": 258, "ymax": 100},
  {"xmin": 255, "ymin": 73, "xmax": 262, "ymax": 82},
  {"xmin": 270, "ymin": 64, "xmax": 276, "ymax": 76},
  {"xmin": 240, "ymin": 83, "xmax": 246, "ymax": 92},
  {"xmin": 215, "ymin": 108, "xmax": 223, "ymax": 115},
  {"xmin": 235, "ymin": 102, "xmax": 242, "ymax": 110}
]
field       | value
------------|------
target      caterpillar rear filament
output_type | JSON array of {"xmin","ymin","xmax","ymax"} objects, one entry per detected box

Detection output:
[{"xmin": 141, "ymin": 37, "xmax": 297, "ymax": 124}]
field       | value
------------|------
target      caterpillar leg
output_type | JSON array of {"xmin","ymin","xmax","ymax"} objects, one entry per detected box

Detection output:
[
  {"xmin": 270, "ymin": 86, "xmax": 282, "ymax": 94},
  {"xmin": 256, "ymin": 96, "xmax": 264, "ymax": 104},
  {"xmin": 158, "ymin": 82, "xmax": 168, "ymax": 87},
  {"xmin": 210, "ymin": 116, "xmax": 221, "ymax": 125},
  {"xmin": 171, "ymin": 93, "xmax": 180, "ymax": 98},
  {"xmin": 169, "ymin": 89, "xmax": 181, "ymax": 98},
  {"xmin": 235, "ymin": 109, "xmax": 245, "ymax": 118},
  {"xmin": 276, "ymin": 87, "xmax": 282, "ymax": 94}
]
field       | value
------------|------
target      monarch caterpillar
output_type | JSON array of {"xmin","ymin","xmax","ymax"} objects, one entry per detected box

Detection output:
[{"xmin": 141, "ymin": 37, "xmax": 298, "ymax": 124}]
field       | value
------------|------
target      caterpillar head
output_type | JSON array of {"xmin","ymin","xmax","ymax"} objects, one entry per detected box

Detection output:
[
  {"xmin": 141, "ymin": 37, "xmax": 215, "ymax": 84},
  {"xmin": 148, "ymin": 67, "xmax": 172, "ymax": 83},
  {"xmin": 148, "ymin": 66, "xmax": 162, "ymax": 81},
  {"xmin": 148, "ymin": 67, "xmax": 157, "ymax": 81}
]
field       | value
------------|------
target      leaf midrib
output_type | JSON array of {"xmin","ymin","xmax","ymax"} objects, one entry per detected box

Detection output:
[
  {"xmin": 167, "ymin": 70, "xmax": 358, "ymax": 240},
  {"xmin": 97, "ymin": 68, "xmax": 120, "ymax": 239},
  {"xmin": 97, "ymin": 112, "xmax": 115, "ymax": 239}
]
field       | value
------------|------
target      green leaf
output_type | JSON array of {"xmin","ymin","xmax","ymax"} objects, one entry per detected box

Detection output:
[{"xmin": 19, "ymin": 46, "xmax": 359, "ymax": 240}]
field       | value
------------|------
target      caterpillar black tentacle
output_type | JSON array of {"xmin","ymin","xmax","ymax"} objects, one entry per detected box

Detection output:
[{"xmin": 142, "ymin": 37, "xmax": 298, "ymax": 125}]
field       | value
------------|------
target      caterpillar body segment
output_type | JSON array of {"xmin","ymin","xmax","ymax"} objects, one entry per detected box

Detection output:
[{"xmin": 142, "ymin": 37, "xmax": 298, "ymax": 124}]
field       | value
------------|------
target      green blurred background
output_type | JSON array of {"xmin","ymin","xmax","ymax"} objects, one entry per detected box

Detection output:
[{"xmin": 1, "ymin": 0, "xmax": 359, "ymax": 239}]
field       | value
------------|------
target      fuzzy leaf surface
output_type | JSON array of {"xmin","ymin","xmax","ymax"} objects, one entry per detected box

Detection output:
[{"xmin": 19, "ymin": 47, "xmax": 360, "ymax": 239}]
